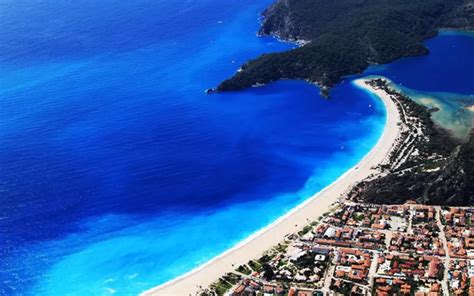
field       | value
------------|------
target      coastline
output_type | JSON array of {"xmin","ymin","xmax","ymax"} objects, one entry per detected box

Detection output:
[{"xmin": 142, "ymin": 78, "xmax": 401, "ymax": 296}]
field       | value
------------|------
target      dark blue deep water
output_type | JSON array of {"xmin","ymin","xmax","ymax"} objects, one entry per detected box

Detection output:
[
  {"xmin": 365, "ymin": 30, "xmax": 474, "ymax": 95},
  {"xmin": 363, "ymin": 31, "xmax": 474, "ymax": 139},
  {"xmin": 0, "ymin": 1, "xmax": 385, "ymax": 294},
  {"xmin": 0, "ymin": 0, "xmax": 471, "ymax": 295}
]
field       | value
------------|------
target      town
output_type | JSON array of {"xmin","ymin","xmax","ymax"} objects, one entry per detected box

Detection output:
[{"xmin": 201, "ymin": 203, "xmax": 474, "ymax": 296}]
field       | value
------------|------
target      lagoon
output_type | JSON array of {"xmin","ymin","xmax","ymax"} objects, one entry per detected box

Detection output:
[{"xmin": 0, "ymin": 0, "xmax": 472, "ymax": 295}]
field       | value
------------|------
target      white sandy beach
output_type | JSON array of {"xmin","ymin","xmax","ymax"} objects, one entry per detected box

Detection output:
[{"xmin": 143, "ymin": 78, "xmax": 401, "ymax": 296}]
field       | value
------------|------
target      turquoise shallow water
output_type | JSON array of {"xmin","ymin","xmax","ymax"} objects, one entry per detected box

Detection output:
[
  {"xmin": 0, "ymin": 1, "xmax": 385, "ymax": 295},
  {"xmin": 389, "ymin": 85, "xmax": 474, "ymax": 139},
  {"xmin": 0, "ymin": 0, "xmax": 472, "ymax": 294},
  {"xmin": 363, "ymin": 30, "xmax": 474, "ymax": 140}
]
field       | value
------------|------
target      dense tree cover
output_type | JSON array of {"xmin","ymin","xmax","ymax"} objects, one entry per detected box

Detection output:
[
  {"xmin": 354, "ymin": 80, "xmax": 473, "ymax": 206},
  {"xmin": 377, "ymin": 79, "xmax": 458, "ymax": 158},
  {"xmin": 217, "ymin": 0, "xmax": 474, "ymax": 93},
  {"xmin": 358, "ymin": 131, "xmax": 474, "ymax": 206}
]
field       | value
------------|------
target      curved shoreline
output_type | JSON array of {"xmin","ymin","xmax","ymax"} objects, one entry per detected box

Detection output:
[{"xmin": 143, "ymin": 78, "xmax": 401, "ymax": 296}]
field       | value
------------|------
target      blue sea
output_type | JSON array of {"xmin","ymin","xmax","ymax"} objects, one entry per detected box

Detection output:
[
  {"xmin": 363, "ymin": 30, "xmax": 474, "ymax": 139},
  {"xmin": 0, "ymin": 0, "xmax": 472, "ymax": 295}
]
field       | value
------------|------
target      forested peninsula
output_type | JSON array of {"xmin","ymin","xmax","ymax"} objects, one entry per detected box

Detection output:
[{"xmin": 217, "ymin": 0, "xmax": 474, "ymax": 95}]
